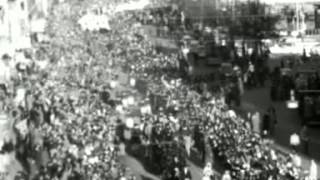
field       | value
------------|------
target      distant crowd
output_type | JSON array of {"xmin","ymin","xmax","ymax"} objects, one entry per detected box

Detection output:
[{"xmin": 0, "ymin": 1, "xmax": 316, "ymax": 180}]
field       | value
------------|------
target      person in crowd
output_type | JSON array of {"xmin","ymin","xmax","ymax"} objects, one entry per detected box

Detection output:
[
  {"xmin": 247, "ymin": 61, "xmax": 256, "ymax": 88},
  {"xmin": 251, "ymin": 111, "xmax": 262, "ymax": 135},
  {"xmin": 299, "ymin": 125, "xmax": 309, "ymax": 155},
  {"xmin": 221, "ymin": 170, "xmax": 231, "ymax": 180},
  {"xmin": 182, "ymin": 125, "xmax": 192, "ymax": 157},
  {"xmin": 262, "ymin": 106, "xmax": 277, "ymax": 137},
  {"xmin": 181, "ymin": 165, "xmax": 192, "ymax": 180},
  {"xmin": 0, "ymin": 54, "xmax": 12, "ymax": 94},
  {"xmin": 203, "ymin": 162, "xmax": 214, "ymax": 180}
]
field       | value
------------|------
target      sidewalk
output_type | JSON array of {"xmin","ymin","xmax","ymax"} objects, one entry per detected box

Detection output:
[
  {"xmin": 242, "ymin": 97, "xmax": 320, "ymax": 178},
  {"xmin": 271, "ymin": 143, "xmax": 320, "ymax": 179}
]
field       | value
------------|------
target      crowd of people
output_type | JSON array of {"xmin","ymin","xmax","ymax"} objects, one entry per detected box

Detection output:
[
  {"xmin": 109, "ymin": 3, "xmax": 309, "ymax": 180},
  {"xmin": 134, "ymin": 2, "xmax": 186, "ymax": 38},
  {"xmin": 0, "ymin": 49, "xmax": 131, "ymax": 180},
  {"xmin": 0, "ymin": 0, "xmax": 316, "ymax": 180}
]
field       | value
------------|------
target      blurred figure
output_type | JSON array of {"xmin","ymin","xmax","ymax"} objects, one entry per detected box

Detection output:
[
  {"xmin": 299, "ymin": 125, "xmax": 309, "ymax": 155},
  {"xmin": 181, "ymin": 165, "xmax": 192, "ymax": 180},
  {"xmin": 290, "ymin": 133, "xmax": 300, "ymax": 152},
  {"xmin": 262, "ymin": 106, "xmax": 277, "ymax": 137},
  {"xmin": 251, "ymin": 111, "xmax": 262, "ymax": 135},
  {"xmin": 221, "ymin": 170, "xmax": 231, "ymax": 180},
  {"xmin": 309, "ymin": 160, "xmax": 317, "ymax": 180},
  {"xmin": 184, "ymin": 133, "xmax": 192, "ymax": 157},
  {"xmin": 172, "ymin": 167, "xmax": 180, "ymax": 180},
  {"xmin": 0, "ymin": 54, "xmax": 12, "ymax": 94},
  {"xmin": 203, "ymin": 162, "xmax": 214, "ymax": 180}
]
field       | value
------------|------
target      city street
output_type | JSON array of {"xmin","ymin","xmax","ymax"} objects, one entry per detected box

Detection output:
[
  {"xmin": 2, "ymin": 0, "xmax": 320, "ymax": 179},
  {"xmin": 241, "ymin": 58, "xmax": 320, "ymax": 175},
  {"xmin": 188, "ymin": 55, "xmax": 320, "ymax": 176}
]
